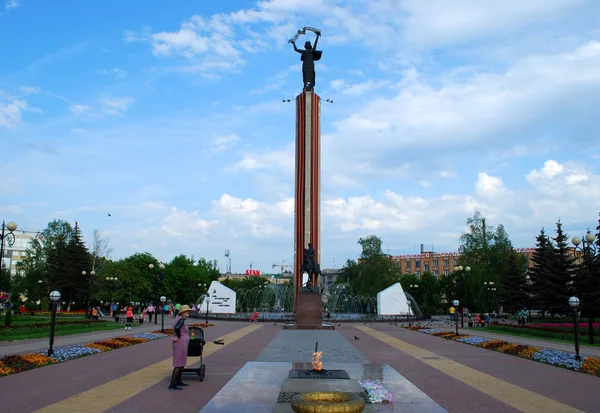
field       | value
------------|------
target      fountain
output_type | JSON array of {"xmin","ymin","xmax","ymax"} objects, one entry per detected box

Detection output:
[
  {"xmin": 325, "ymin": 283, "xmax": 423, "ymax": 321},
  {"xmin": 195, "ymin": 281, "xmax": 424, "ymax": 322}
]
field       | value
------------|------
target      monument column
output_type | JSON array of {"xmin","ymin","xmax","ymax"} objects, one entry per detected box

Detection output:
[{"xmin": 294, "ymin": 90, "xmax": 321, "ymax": 303}]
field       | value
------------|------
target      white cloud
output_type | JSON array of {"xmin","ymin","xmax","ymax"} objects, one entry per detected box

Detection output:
[
  {"xmin": 226, "ymin": 144, "xmax": 294, "ymax": 173},
  {"xmin": 212, "ymin": 193, "xmax": 293, "ymax": 238},
  {"xmin": 69, "ymin": 104, "xmax": 94, "ymax": 115},
  {"xmin": 97, "ymin": 97, "xmax": 135, "ymax": 115},
  {"xmin": 211, "ymin": 134, "xmax": 241, "ymax": 153},
  {"xmin": 0, "ymin": 99, "xmax": 28, "ymax": 128},
  {"xmin": 98, "ymin": 68, "xmax": 127, "ymax": 78},
  {"xmin": 329, "ymin": 79, "xmax": 389, "ymax": 96},
  {"xmin": 20, "ymin": 86, "xmax": 41, "ymax": 94},
  {"xmin": 475, "ymin": 173, "xmax": 507, "ymax": 197},
  {"xmin": 312, "ymin": 40, "xmax": 600, "ymax": 187},
  {"xmin": 159, "ymin": 208, "xmax": 217, "ymax": 237},
  {"xmin": 400, "ymin": 0, "xmax": 586, "ymax": 49},
  {"xmin": 4, "ymin": 0, "xmax": 18, "ymax": 10},
  {"xmin": 68, "ymin": 97, "xmax": 134, "ymax": 119}
]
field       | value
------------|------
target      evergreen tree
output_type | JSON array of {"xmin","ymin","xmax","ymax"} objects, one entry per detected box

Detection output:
[
  {"xmin": 550, "ymin": 220, "xmax": 576, "ymax": 315},
  {"xmin": 58, "ymin": 222, "xmax": 91, "ymax": 310},
  {"xmin": 498, "ymin": 249, "xmax": 528, "ymax": 313},
  {"xmin": 530, "ymin": 228, "xmax": 555, "ymax": 315}
]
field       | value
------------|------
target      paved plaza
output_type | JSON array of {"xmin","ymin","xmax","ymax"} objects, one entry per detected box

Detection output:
[{"xmin": 0, "ymin": 320, "xmax": 598, "ymax": 412}]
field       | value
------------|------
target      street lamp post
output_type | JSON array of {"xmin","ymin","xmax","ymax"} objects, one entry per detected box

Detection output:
[
  {"xmin": 149, "ymin": 263, "xmax": 165, "ymax": 325},
  {"xmin": 0, "ymin": 221, "xmax": 17, "ymax": 288},
  {"xmin": 453, "ymin": 265, "xmax": 471, "ymax": 328},
  {"xmin": 205, "ymin": 296, "xmax": 211, "ymax": 324},
  {"xmin": 82, "ymin": 270, "xmax": 96, "ymax": 319},
  {"xmin": 48, "ymin": 290, "xmax": 61, "ymax": 356},
  {"xmin": 572, "ymin": 232, "xmax": 597, "ymax": 345},
  {"xmin": 569, "ymin": 296, "xmax": 581, "ymax": 361},
  {"xmin": 105, "ymin": 277, "xmax": 118, "ymax": 317},
  {"xmin": 525, "ymin": 275, "xmax": 532, "ymax": 322},
  {"xmin": 453, "ymin": 300, "xmax": 460, "ymax": 335},
  {"xmin": 160, "ymin": 296, "xmax": 166, "ymax": 333},
  {"xmin": 484, "ymin": 281, "xmax": 496, "ymax": 313}
]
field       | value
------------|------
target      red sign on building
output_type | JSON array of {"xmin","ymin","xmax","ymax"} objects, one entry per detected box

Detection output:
[{"xmin": 245, "ymin": 270, "xmax": 261, "ymax": 276}]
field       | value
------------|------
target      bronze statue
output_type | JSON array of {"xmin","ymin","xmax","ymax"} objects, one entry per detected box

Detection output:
[
  {"xmin": 289, "ymin": 27, "xmax": 322, "ymax": 91},
  {"xmin": 301, "ymin": 243, "xmax": 321, "ymax": 287}
]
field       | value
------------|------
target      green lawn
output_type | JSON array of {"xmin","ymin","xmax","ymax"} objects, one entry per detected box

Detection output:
[
  {"xmin": 480, "ymin": 325, "xmax": 600, "ymax": 348},
  {"xmin": 0, "ymin": 318, "xmax": 130, "ymax": 341},
  {"xmin": 9, "ymin": 316, "xmax": 87, "ymax": 325}
]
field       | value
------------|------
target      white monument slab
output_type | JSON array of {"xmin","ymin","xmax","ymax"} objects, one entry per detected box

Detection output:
[
  {"xmin": 377, "ymin": 283, "xmax": 409, "ymax": 315},
  {"xmin": 198, "ymin": 281, "xmax": 236, "ymax": 314}
]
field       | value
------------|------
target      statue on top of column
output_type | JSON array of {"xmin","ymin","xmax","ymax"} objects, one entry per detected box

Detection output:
[{"xmin": 289, "ymin": 27, "xmax": 322, "ymax": 91}]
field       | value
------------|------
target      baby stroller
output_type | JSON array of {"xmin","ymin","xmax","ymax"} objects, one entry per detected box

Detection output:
[
  {"xmin": 182, "ymin": 327, "xmax": 206, "ymax": 381},
  {"xmin": 249, "ymin": 312, "xmax": 259, "ymax": 322}
]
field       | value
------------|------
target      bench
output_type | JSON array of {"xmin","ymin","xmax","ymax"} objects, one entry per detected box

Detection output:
[{"xmin": 112, "ymin": 316, "xmax": 144, "ymax": 324}]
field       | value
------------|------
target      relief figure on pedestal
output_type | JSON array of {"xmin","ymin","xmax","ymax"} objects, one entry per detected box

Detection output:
[{"xmin": 301, "ymin": 243, "xmax": 321, "ymax": 287}]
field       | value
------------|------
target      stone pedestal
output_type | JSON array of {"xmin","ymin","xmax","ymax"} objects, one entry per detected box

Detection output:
[{"xmin": 296, "ymin": 291, "xmax": 323, "ymax": 329}]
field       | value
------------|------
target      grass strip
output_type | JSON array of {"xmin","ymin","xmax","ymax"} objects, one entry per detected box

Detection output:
[
  {"xmin": 484, "ymin": 325, "xmax": 600, "ymax": 348},
  {"xmin": 0, "ymin": 322, "xmax": 127, "ymax": 341}
]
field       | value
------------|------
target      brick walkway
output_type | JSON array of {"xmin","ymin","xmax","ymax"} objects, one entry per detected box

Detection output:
[
  {"xmin": 0, "ymin": 321, "xmax": 251, "ymax": 412},
  {"xmin": 357, "ymin": 324, "xmax": 599, "ymax": 412},
  {"xmin": 1, "ymin": 321, "xmax": 598, "ymax": 412}
]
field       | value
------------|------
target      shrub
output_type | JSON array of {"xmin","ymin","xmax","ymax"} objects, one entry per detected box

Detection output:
[{"xmin": 4, "ymin": 309, "xmax": 12, "ymax": 327}]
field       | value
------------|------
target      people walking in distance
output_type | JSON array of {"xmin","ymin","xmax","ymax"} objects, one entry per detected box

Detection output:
[
  {"xmin": 146, "ymin": 304, "xmax": 155, "ymax": 323},
  {"xmin": 169, "ymin": 305, "xmax": 193, "ymax": 390},
  {"xmin": 449, "ymin": 306, "xmax": 455, "ymax": 321},
  {"xmin": 125, "ymin": 306, "xmax": 134, "ymax": 330}
]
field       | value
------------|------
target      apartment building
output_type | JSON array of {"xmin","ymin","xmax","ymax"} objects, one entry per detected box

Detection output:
[{"xmin": 390, "ymin": 244, "xmax": 537, "ymax": 277}]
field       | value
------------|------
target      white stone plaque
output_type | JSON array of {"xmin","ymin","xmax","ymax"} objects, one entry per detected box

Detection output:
[
  {"xmin": 198, "ymin": 281, "xmax": 236, "ymax": 314},
  {"xmin": 377, "ymin": 283, "xmax": 409, "ymax": 315}
]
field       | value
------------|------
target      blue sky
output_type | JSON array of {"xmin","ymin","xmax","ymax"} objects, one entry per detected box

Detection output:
[{"xmin": 1, "ymin": 0, "xmax": 600, "ymax": 272}]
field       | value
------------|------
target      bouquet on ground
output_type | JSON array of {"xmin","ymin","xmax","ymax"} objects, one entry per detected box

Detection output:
[{"xmin": 359, "ymin": 379, "xmax": 393, "ymax": 403}]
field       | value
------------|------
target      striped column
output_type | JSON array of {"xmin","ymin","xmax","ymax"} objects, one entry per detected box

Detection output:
[{"xmin": 294, "ymin": 90, "xmax": 321, "ymax": 307}]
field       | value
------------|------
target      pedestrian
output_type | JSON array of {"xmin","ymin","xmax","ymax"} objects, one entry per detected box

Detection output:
[
  {"xmin": 125, "ymin": 306, "xmax": 134, "ymax": 330},
  {"xmin": 520, "ymin": 308, "xmax": 527, "ymax": 325},
  {"xmin": 147, "ymin": 304, "xmax": 155, "ymax": 323},
  {"xmin": 175, "ymin": 303, "xmax": 181, "ymax": 317},
  {"xmin": 169, "ymin": 304, "xmax": 193, "ymax": 390},
  {"xmin": 449, "ymin": 306, "xmax": 455, "ymax": 321}
]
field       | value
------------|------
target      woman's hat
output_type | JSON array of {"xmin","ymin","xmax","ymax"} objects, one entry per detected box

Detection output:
[{"xmin": 179, "ymin": 305, "xmax": 193, "ymax": 314}]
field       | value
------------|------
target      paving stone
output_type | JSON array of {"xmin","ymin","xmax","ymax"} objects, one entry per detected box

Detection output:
[{"xmin": 256, "ymin": 330, "xmax": 367, "ymax": 363}]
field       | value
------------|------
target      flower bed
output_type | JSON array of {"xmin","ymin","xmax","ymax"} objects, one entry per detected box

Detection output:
[
  {"xmin": 0, "ymin": 323, "xmax": 216, "ymax": 377},
  {"xmin": 405, "ymin": 326, "xmax": 600, "ymax": 377},
  {"xmin": 28, "ymin": 310, "xmax": 87, "ymax": 316}
]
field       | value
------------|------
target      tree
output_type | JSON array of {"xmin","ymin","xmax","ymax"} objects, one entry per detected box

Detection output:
[
  {"xmin": 355, "ymin": 236, "xmax": 396, "ymax": 296},
  {"xmin": 550, "ymin": 220, "xmax": 576, "ymax": 315},
  {"xmin": 19, "ymin": 219, "xmax": 73, "ymax": 291},
  {"xmin": 336, "ymin": 259, "xmax": 359, "ymax": 285},
  {"xmin": 498, "ymin": 249, "xmax": 528, "ymax": 314},
  {"xmin": 57, "ymin": 222, "xmax": 91, "ymax": 311},
  {"xmin": 359, "ymin": 235, "xmax": 384, "ymax": 259},
  {"xmin": 458, "ymin": 210, "xmax": 513, "ymax": 312},
  {"xmin": 90, "ymin": 229, "xmax": 113, "ymax": 271},
  {"xmin": 418, "ymin": 272, "xmax": 441, "ymax": 316},
  {"xmin": 531, "ymin": 221, "xmax": 576, "ymax": 316},
  {"xmin": 530, "ymin": 228, "xmax": 555, "ymax": 315}
]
